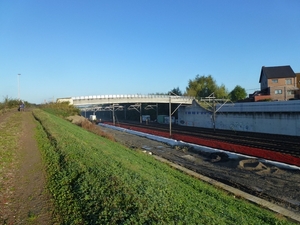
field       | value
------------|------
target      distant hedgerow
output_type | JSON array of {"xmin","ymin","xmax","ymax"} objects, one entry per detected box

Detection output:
[{"xmin": 40, "ymin": 102, "xmax": 80, "ymax": 118}]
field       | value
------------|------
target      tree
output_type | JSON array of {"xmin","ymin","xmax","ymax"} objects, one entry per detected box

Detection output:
[
  {"xmin": 214, "ymin": 84, "xmax": 228, "ymax": 99},
  {"xmin": 169, "ymin": 87, "xmax": 183, "ymax": 96},
  {"xmin": 185, "ymin": 75, "xmax": 229, "ymax": 99},
  {"xmin": 229, "ymin": 85, "xmax": 247, "ymax": 102}
]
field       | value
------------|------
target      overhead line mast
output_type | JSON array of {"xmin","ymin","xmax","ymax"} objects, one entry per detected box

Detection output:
[{"xmin": 198, "ymin": 93, "xmax": 233, "ymax": 131}]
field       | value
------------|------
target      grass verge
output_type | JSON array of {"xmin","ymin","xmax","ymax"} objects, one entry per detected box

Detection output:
[
  {"xmin": 0, "ymin": 112, "xmax": 22, "ymax": 190},
  {"xmin": 33, "ymin": 108, "xmax": 295, "ymax": 224}
]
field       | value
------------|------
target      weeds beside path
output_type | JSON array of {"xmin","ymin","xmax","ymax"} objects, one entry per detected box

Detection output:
[{"xmin": 0, "ymin": 110, "xmax": 53, "ymax": 224}]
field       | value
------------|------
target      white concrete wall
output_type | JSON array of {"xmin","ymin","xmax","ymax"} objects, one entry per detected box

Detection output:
[
  {"xmin": 178, "ymin": 100, "xmax": 300, "ymax": 136},
  {"xmin": 178, "ymin": 101, "xmax": 213, "ymax": 129},
  {"xmin": 217, "ymin": 100, "xmax": 300, "ymax": 113},
  {"xmin": 215, "ymin": 113, "xmax": 300, "ymax": 135}
]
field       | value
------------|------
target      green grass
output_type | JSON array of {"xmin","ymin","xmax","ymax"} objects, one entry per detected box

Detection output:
[
  {"xmin": 39, "ymin": 101, "xmax": 80, "ymax": 118},
  {"xmin": 27, "ymin": 211, "xmax": 37, "ymax": 223},
  {"xmin": 0, "ymin": 111, "xmax": 22, "ymax": 191},
  {"xmin": 33, "ymin": 109, "xmax": 296, "ymax": 225}
]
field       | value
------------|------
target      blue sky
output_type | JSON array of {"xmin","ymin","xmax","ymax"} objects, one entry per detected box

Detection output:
[{"xmin": 1, "ymin": 0, "xmax": 299, "ymax": 104}]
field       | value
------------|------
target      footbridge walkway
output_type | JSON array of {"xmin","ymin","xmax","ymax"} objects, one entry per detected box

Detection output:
[{"xmin": 57, "ymin": 94, "xmax": 195, "ymax": 112}]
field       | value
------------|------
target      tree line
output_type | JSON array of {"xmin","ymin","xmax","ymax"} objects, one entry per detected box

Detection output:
[{"xmin": 168, "ymin": 75, "xmax": 247, "ymax": 102}]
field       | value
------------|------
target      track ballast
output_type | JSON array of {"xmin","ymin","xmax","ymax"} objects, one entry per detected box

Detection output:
[{"xmin": 112, "ymin": 121, "xmax": 300, "ymax": 159}]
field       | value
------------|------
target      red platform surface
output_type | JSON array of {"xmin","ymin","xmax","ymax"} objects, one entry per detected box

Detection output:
[{"xmin": 106, "ymin": 123, "xmax": 300, "ymax": 167}]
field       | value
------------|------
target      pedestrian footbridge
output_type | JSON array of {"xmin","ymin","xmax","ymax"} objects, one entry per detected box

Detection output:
[{"xmin": 57, "ymin": 94, "xmax": 195, "ymax": 110}]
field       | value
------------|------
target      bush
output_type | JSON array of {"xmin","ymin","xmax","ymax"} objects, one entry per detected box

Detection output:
[
  {"xmin": 0, "ymin": 96, "xmax": 30, "ymax": 112},
  {"xmin": 40, "ymin": 102, "xmax": 81, "ymax": 118}
]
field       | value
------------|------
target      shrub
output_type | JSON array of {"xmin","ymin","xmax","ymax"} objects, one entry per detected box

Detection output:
[{"xmin": 40, "ymin": 102, "xmax": 80, "ymax": 118}]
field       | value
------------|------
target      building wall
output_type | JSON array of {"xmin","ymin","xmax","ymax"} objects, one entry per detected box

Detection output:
[
  {"xmin": 178, "ymin": 100, "xmax": 300, "ymax": 136},
  {"xmin": 296, "ymin": 73, "xmax": 300, "ymax": 98},
  {"xmin": 260, "ymin": 73, "xmax": 268, "ymax": 90},
  {"xmin": 254, "ymin": 95, "xmax": 271, "ymax": 101},
  {"xmin": 269, "ymin": 86, "xmax": 296, "ymax": 101},
  {"xmin": 267, "ymin": 77, "xmax": 297, "ymax": 100},
  {"xmin": 297, "ymin": 73, "xmax": 300, "ymax": 89}
]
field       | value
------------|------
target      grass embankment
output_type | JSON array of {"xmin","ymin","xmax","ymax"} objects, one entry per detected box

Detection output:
[
  {"xmin": 0, "ymin": 112, "xmax": 21, "ymax": 191},
  {"xmin": 33, "ymin": 108, "xmax": 295, "ymax": 224}
]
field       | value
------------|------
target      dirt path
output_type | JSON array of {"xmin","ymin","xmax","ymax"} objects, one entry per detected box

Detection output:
[{"xmin": 0, "ymin": 110, "xmax": 53, "ymax": 225}]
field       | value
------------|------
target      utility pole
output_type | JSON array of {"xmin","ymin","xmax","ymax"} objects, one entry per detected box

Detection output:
[
  {"xmin": 168, "ymin": 92, "xmax": 185, "ymax": 138},
  {"xmin": 169, "ymin": 94, "xmax": 172, "ymax": 137},
  {"xmin": 140, "ymin": 103, "xmax": 142, "ymax": 123},
  {"xmin": 200, "ymin": 93, "xmax": 232, "ymax": 132},
  {"xmin": 212, "ymin": 97, "xmax": 215, "ymax": 131},
  {"xmin": 113, "ymin": 104, "xmax": 115, "ymax": 125}
]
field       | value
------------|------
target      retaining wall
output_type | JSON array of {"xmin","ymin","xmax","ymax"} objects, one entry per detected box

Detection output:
[{"xmin": 178, "ymin": 100, "xmax": 300, "ymax": 136}]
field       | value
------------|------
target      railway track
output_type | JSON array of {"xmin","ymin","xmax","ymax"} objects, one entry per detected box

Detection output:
[{"xmin": 112, "ymin": 121, "xmax": 300, "ymax": 158}]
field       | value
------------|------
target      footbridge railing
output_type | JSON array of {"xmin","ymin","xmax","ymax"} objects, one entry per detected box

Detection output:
[{"xmin": 58, "ymin": 94, "xmax": 195, "ymax": 106}]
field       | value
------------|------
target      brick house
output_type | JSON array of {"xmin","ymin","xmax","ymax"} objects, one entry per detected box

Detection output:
[
  {"xmin": 296, "ymin": 73, "xmax": 300, "ymax": 99},
  {"xmin": 257, "ymin": 65, "xmax": 298, "ymax": 101}
]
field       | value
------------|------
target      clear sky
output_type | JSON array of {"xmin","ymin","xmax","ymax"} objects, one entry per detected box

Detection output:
[{"xmin": 1, "ymin": 0, "xmax": 299, "ymax": 104}]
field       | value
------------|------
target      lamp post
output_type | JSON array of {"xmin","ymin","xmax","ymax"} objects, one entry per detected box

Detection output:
[{"xmin": 18, "ymin": 74, "xmax": 21, "ymax": 100}]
